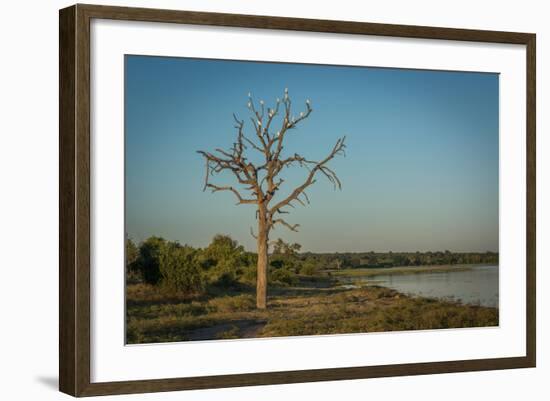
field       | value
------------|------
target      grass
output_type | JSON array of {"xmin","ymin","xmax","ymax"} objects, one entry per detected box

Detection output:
[{"xmin": 126, "ymin": 279, "xmax": 498, "ymax": 344}]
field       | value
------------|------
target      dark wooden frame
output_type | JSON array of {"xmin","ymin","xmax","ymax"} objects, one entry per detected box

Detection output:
[{"xmin": 59, "ymin": 3, "xmax": 536, "ymax": 397}]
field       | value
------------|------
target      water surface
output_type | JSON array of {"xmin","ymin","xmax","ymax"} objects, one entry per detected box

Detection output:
[{"xmin": 342, "ymin": 265, "xmax": 499, "ymax": 307}]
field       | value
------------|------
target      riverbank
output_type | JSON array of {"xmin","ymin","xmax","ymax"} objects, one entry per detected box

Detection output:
[
  {"xmin": 331, "ymin": 263, "xmax": 492, "ymax": 278},
  {"xmin": 126, "ymin": 278, "xmax": 499, "ymax": 344}
]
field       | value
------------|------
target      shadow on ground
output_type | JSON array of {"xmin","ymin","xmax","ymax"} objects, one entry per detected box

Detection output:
[{"xmin": 35, "ymin": 376, "xmax": 58, "ymax": 391}]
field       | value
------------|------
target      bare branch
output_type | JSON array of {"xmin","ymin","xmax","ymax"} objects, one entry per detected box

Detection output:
[
  {"xmin": 269, "ymin": 136, "xmax": 346, "ymax": 214},
  {"xmin": 271, "ymin": 218, "xmax": 300, "ymax": 232},
  {"xmin": 205, "ymin": 183, "xmax": 256, "ymax": 205},
  {"xmin": 242, "ymin": 135, "xmax": 264, "ymax": 153},
  {"xmin": 197, "ymin": 148, "xmax": 259, "ymax": 190},
  {"xmin": 294, "ymin": 196, "xmax": 307, "ymax": 207},
  {"xmin": 215, "ymin": 148, "xmax": 234, "ymax": 159}
]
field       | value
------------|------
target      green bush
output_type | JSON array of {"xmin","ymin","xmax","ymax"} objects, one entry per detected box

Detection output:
[
  {"xmin": 299, "ymin": 260, "xmax": 317, "ymax": 275},
  {"xmin": 240, "ymin": 264, "xmax": 257, "ymax": 284},
  {"xmin": 199, "ymin": 234, "xmax": 251, "ymax": 287},
  {"xmin": 125, "ymin": 238, "xmax": 141, "ymax": 279},
  {"xmin": 137, "ymin": 236, "xmax": 166, "ymax": 285},
  {"xmin": 158, "ymin": 242, "xmax": 203, "ymax": 295},
  {"xmin": 270, "ymin": 267, "xmax": 296, "ymax": 286}
]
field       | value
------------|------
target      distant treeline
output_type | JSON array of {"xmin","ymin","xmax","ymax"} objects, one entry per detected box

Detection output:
[
  {"xmin": 126, "ymin": 234, "xmax": 498, "ymax": 296},
  {"xmin": 302, "ymin": 250, "xmax": 499, "ymax": 270}
]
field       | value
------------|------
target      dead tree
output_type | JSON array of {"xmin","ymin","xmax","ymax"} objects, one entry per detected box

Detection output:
[{"xmin": 198, "ymin": 89, "xmax": 346, "ymax": 309}]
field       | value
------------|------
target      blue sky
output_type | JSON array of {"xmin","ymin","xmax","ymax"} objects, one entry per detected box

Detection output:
[{"xmin": 125, "ymin": 56, "xmax": 499, "ymax": 253}]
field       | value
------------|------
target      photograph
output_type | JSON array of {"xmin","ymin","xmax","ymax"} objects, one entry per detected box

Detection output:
[{"xmin": 124, "ymin": 55, "xmax": 500, "ymax": 344}]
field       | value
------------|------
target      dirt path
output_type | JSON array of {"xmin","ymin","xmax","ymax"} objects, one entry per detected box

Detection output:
[{"xmin": 185, "ymin": 319, "xmax": 267, "ymax": 341}]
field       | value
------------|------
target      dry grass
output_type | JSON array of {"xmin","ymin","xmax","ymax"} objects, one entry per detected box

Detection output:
[{"xmin": 126, "ymin": 283, "xmax": 498, "ymax": 344}]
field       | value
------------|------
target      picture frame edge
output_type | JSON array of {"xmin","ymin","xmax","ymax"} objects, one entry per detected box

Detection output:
[{"xmin": 59, "ymin": 3, "xmax": 537, "ymax": 397}]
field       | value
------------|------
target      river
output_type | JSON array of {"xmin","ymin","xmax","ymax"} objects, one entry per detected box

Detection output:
[{"xmin": 340, "ymin": 265, "xmax": 499, "ymax": 308}]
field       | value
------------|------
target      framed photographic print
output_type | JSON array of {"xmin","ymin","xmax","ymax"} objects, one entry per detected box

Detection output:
[{"xmin": 59, "ymin": 4, "xmax": 536, "ymax": 397}]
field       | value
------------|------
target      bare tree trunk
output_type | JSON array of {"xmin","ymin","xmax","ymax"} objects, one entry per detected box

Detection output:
[{"xmin": 256, "ymin": 205, "xmax": 268, "ymax": 309}]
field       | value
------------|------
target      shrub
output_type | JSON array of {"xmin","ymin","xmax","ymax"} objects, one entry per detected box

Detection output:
[
  {"xmin": 199, "ymin": 234, "xmax": 251, "ymax": 286},
  {"xmin": 137, "ymin": 236, "xmax": 166, "ymax": 285},
  {"xmin": 125, "ymin": 238, "xmax": 142, "ymax": 282},
  {"xmin": 270, "ymin": 267, "xmax": 296, "ymax": 286},
  {"xmin": 158, "ymin": 242, "xmax": 203, "ymax": 295},
  {"xmin": 208, "ymin": 270, "xmax": 240, "ymax": 290},
  {"xmin": 299, "ymin": 260, "xmax": 317, "ymax": 275},
  {"xmin": 239, "ymin": 264, "xmax": 257, "ymax": 285}
]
